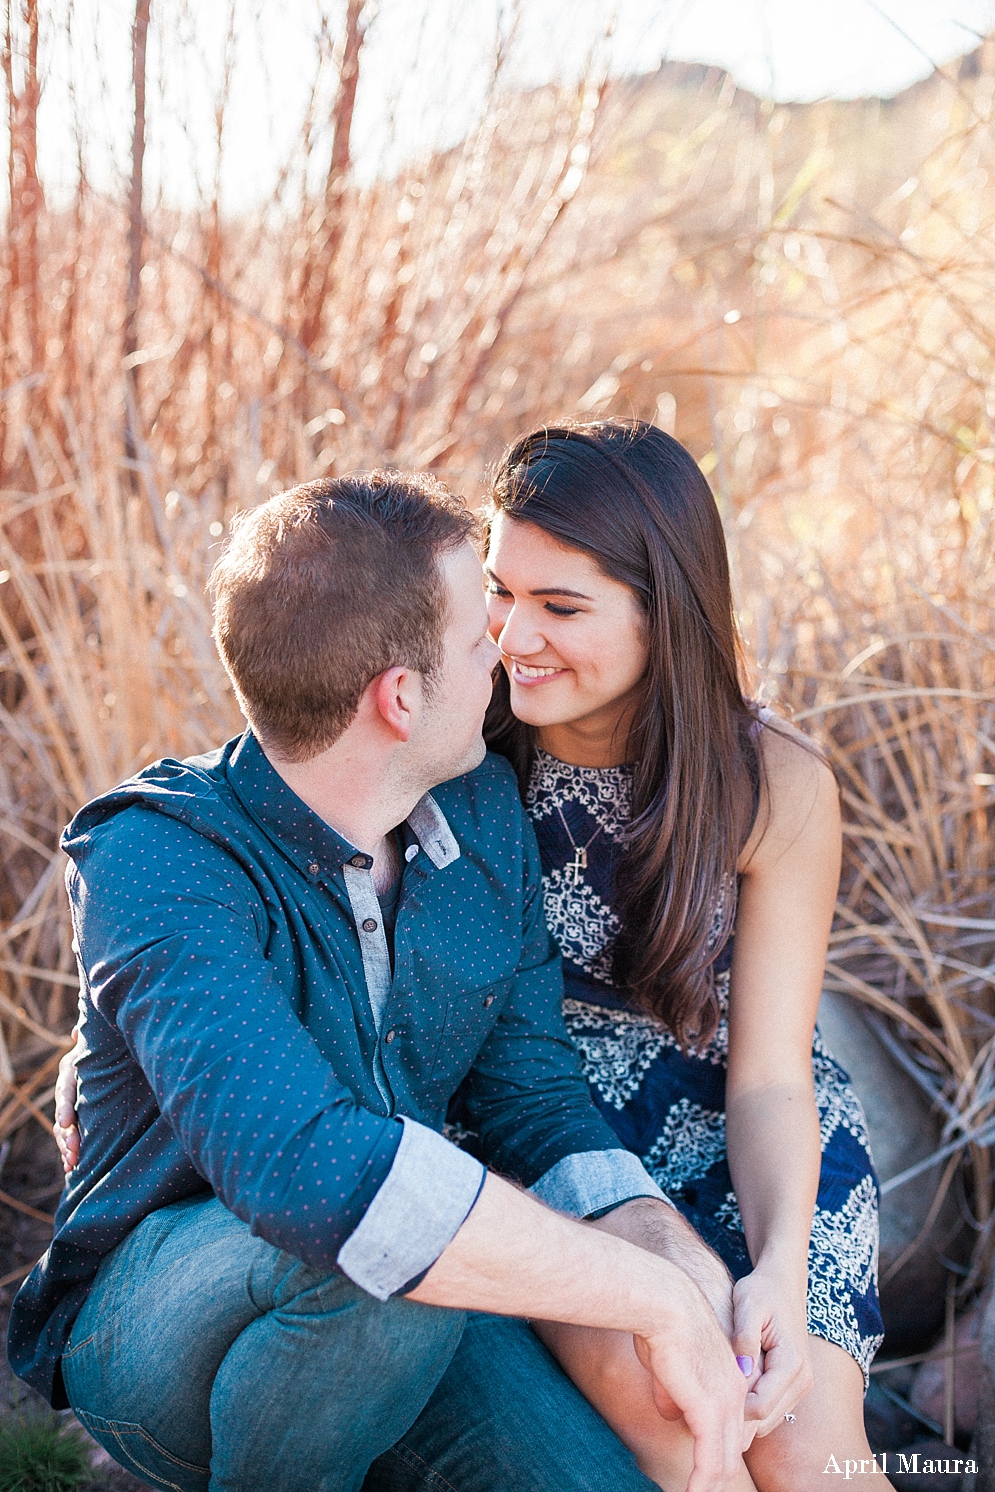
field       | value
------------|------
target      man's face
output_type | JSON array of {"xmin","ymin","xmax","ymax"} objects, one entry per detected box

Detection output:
[{"xmin": 412, "ymin": 541, "xmax": 500, "ymax": 786}]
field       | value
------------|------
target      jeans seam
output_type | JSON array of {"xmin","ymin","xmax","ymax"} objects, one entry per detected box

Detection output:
[
  {"xmin": 108, "ymin": 1434, "xmax": 187, "ymax": 1492},
  {"xmin": 75, "ymin": 1411, "xmax": 208, "ymax": 1485},
  {"xmin": 62, "ymin": 1333, "xmax": 96, "ymax": 1359},
  {"xmin": 387, "ymin": 1441, "xmax": 461, "ymax": 1492},
  {"xmin": 122, "ymin": 1426, "xmax": 208, "ymax": 1474}
]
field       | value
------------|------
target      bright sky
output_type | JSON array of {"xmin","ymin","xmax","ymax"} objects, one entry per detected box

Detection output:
[{"xmin": 24, "ymin": 0, "xmax": 995, "ymax": 211}]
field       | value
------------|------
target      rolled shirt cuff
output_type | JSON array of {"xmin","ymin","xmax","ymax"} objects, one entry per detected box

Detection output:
[
  {"xmin": 336, "ymin": 1116, "xmax": 485, "ymax": 1300},
  {"xmin": 529, "ymin": 1148, "xmax": 673, "ymax": 1218}
]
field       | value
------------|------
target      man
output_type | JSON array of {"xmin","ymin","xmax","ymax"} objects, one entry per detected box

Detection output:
[{"xmin": 10, "ymin": 472, "xmax": 749, "ymax": 1492}]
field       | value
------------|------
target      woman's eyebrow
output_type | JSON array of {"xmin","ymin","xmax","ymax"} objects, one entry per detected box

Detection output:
[
  {"xmin": 484, "ymin": 567, "xmax": 594, "ymax": 601},
  {"xmin": 531, "ymin": 587, "xmax": 594, "ymax": 600}
]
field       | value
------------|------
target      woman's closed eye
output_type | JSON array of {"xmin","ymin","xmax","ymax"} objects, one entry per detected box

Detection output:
[{"xmin": 485, "ymin": 582, "xmax": 581, "ymax": 618}]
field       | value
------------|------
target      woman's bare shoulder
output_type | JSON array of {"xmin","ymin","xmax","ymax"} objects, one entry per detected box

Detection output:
[
  {"xmin": 757, "ymin": 711, "xmax": 833, "ymax": 781},
  {"xmin": 741, "ymin": 712, "xmax": 840, "ymax": 870}
]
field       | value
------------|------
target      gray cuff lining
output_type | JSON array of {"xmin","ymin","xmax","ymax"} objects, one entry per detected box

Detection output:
[
  {"xmin": 337, "ymin": 1117, "xmax": 485, "ymax": 1300},
  {"xmin": 529, "ymin": 1148, "xmax": 672, "ymax": 1218}
]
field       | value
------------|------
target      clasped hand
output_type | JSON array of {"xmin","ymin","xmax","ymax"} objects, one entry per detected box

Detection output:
[
  {"xmin": 732, "ymin": 1264, "xmax": 813, "ymax": 1438},
  {"xmin": 590, "ymin": 1201, "xmax": 812, "ymax": 1449}
]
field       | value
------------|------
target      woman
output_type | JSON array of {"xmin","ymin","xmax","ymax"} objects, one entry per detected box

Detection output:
[{"xmin": 481, "ymin": 419, "xmax": 885, "ymax": 1492}]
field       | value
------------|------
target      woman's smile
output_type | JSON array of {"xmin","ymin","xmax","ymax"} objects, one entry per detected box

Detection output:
[{"xmin": 508, "ymin": 658, "xmax": 568, "ymax": 685}]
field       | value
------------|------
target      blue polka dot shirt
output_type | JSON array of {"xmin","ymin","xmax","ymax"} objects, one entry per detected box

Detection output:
[{"xmin": 9, "ymin": 731, "xmax": 662, "ymax": 1406}]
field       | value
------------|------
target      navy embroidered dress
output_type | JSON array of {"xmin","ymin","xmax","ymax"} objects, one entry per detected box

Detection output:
[{"xmin": 526, "ymin": 747, "xmax": 885, "ymax": 1383}]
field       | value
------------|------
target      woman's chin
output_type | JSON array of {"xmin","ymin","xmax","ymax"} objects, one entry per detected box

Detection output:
[
  {"xmin": 508, "ymin": 673, "xmax": 591, "ymax": 730},
  {"xmin": 509, "ymin": 696, "xmax": 574, "ymax": 731},
  {"xmin": 508, "ymin": 689, "xmax": 555, "ymax": 727}
]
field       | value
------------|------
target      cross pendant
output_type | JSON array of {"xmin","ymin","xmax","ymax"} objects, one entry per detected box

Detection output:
[{"xmin": 570, "ymin": 847, "xmax": 587, "ymax": 883}]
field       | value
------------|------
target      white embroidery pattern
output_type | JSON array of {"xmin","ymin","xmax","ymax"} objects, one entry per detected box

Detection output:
[
  {"xmin": 442, "ymin": 1121, "xmax": 475, "ymax": 1147},
  {"xmin": 714, "ymin": 1190, "xmax": 744, "ymax": 1233},
  {"xmin": 642, "ymin": 1099, "xmax": 727, "ymax": 1193},
  {"xmin": 526, "ymin": 750, "xmax": 631, "ymax": 836},
  {"xmin": 806, "ymin": 1174, "xmax": 884, "ymax": 1382},
  {"xmin": 543, "ymin": 868, "xmax": 620, "ymax": 981},
  {"xmin": 812, "ymin": 1030, "xmax": 874, "ymax": 1157},
  {"xmin": 563, "ymin": 991, "xmax": 729, "ymax": 1109},
  {"xmin": 563, "ymin": 1000, "xmax": 675, "ymax": 1109}
]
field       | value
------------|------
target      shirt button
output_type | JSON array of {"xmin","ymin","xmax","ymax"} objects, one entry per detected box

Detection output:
[
  {"xmin": 362, "ymin": 918, "xmax": 378, "ymax": 933},
  {"xmin": 484, "ymin": 994, "xmax": 495, "ymax": 1007},
  {"xmin": 350, "ymin": 854, "xmax": 368, "ymax": 868},
  {"xmin": 385, "ymin": 1029, "xmax": 396, "ymax": 1044},
  {"xmin": 308, "ymin": 862, "xmax": 320, "ymax": 875}
]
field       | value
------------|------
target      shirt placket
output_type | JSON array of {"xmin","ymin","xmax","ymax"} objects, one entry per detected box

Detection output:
[{"xmin": 342, "ymin": 859, "xmax": 395, "ymax": 1109}]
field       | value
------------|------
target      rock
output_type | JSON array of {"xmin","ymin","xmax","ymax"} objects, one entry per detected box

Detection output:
[
  {"xmin": 865, "ymin": 1375, "xmax": 929, "ymax": 1452},
  {"xmin": 970, "ymin": 1287, "xmax": 995, "ymax": 1491},
  {"xmin": 817, "ymin": 990, "xmax": 965, "ymax": 1349},
  {"xmin": 910, "ymin": 1297, "xmax": 986, "ymax": 1440}
]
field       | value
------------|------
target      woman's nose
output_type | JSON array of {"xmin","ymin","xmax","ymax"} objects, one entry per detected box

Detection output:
[{"xmin": 495, "ymin": 605, "xmax": 544, "ymax": 659}]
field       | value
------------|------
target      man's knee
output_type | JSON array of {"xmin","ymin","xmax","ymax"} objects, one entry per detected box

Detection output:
[
  {"xmin": 368, "ymin": 1314, "xmax": 658, "ymax": 1492},
  {"xmin": 64, "ymin": 1194, "xmax": 467, "ymax": 1487}
]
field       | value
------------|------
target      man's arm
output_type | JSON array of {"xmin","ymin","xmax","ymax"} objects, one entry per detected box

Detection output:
[
  {"xmin": 408, "ymin": 1172, "xmax": 749, "ymax": 1492},
  {"xmin": 66, "ymin": 809, "xmax": 478, "ymax": 1285},
  {"xmin": 587, "ymin": 1196, "xmax": 737, "ymax": 1336}
]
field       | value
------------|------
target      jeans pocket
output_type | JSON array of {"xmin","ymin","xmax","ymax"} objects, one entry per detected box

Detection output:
[{"xmin": 73, "ymin": 1408, "xmax": 210, "ymax": 1492}]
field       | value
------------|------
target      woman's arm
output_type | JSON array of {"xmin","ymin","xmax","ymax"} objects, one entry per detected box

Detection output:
[{"xmin": 726, "ymin": 722, "xmax": 842, "ymax": 1434}]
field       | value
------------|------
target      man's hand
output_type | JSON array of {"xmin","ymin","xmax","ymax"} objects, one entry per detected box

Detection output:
[
  {"xmin": 630, "ymin": 1313, "xmax": 750, "ymax": 1492},
  {"xmin": 408, "ymin": 1173, "xmax": 750, "ymax": 1492},
  {"xmin": 589, "ymin": 1197, "xmax": 736, "ymax": 1339},
  {"xmin": 53, "ymin": 1034, "xmax": 80, "ymax": 1174}
]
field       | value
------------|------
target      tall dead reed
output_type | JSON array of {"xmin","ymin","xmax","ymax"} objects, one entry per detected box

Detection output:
[{"xmin": 0, "ymin": 6, "xmax": 992, "ymax": 1301}]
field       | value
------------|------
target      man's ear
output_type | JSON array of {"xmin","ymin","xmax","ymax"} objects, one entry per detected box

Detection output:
[{"xmin": 371, "ymin": 665, "xmax": 420, "ymax": 742}]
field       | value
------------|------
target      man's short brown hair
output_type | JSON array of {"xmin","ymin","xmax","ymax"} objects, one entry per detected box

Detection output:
[{"xmin": 211, "ymin": 471, "xmax": 478, "ymax": 762}]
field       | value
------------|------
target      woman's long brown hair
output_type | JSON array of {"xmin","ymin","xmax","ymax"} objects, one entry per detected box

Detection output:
[{"xmin": 484, "ymin": 419, "xmax": 761, "ymax": 1049}]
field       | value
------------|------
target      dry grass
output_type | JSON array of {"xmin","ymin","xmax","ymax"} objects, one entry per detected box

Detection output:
[
  {"xmin": 780, "ymin": 597, "xmax": 994, "ymax": 1288},
  {"xmin": 0, "ymin": 12, "xmax": 992, "ymax": 1302}
]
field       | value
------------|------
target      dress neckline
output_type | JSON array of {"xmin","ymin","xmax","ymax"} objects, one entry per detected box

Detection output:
[{"xmin": 532, "ymin": 746, "xmax": 633, "ymax": 780}]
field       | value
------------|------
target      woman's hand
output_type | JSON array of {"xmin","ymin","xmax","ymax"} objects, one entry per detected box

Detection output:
[
  {"xmin": 53, "ymin": 1031, "xmax": 81, "ymax": 1174},
  {"xmin": 732, "ymin": 1263, "xmax": 813, "ymax": 1437}
]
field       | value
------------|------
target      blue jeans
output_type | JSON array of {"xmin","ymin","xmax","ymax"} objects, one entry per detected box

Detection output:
[{"xmin": 62, "ymin": 1195, "xmax": 656, "ymax": 1492}]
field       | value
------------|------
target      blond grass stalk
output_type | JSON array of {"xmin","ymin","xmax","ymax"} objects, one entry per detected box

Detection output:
[{"xmin": 0, "ymin": 11, "xmax": 992, "ymax": 1299}]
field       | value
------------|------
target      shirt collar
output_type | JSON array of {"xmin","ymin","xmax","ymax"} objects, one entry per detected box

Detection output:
[
  {"xmin": 406, "ymin": 793, "xmax": 460, "ymax": 869},
  {"xmin": 225, "ymin": 730, "xmax": 460, "ymax": 881}
]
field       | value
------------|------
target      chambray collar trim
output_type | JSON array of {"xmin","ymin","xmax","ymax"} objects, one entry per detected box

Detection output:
[
  {"xmin": 224, "ymin": 730, "xmax": 460, "ymax": 879},
  {"xmin": 407, "ymin": 792, "xmax": 460, "ymax": 870}
]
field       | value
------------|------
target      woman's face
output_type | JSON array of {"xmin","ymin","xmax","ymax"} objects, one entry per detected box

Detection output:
[{"xmin": 485, "ymin": 512, "xmax": 649, "ymax": 759}]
